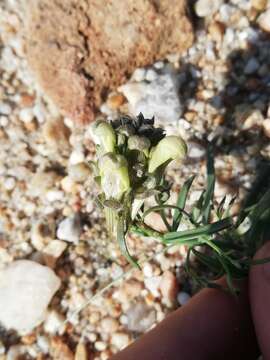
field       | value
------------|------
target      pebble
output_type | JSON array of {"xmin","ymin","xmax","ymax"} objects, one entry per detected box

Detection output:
[
  {"xmin": 132, "ymin": 68, "xmax": 146, "ymax": 82},
  {"xmin": 100, "ymin": 317, "xmax": 119, "ymax": 333},
  {"xmin": 195, "ymin": 0, "xmax": 223, "ymax": 17},
  {"xmin": 69, "ymin": 148, "xmax": 85, "ymax": 165},
  {"xmin": 50, "ymin": 336, "xmax": 74, "ymax": 360},
  {"xmin": 37, "ymin": 335, "xmax": 50, "ymax": 353},
  {"xmin": 107, "ymin": 93, "xmax": 126, "ymax": 109},
  {"xmin": 251, "ymin": 0, "xmax": 267, "ymax": 10},
  {"xmin": 111, "ymin": 333, "xmax": 129, "ymax": 350},
  {"xmin": 119, "ymin": 69, "xmax": 183, "ymax": 122},
  {"xmin": 177, "ymin": 291, "xmax": 191, "ymax": 306},
  {"xmin": 42, "ymin": 118, "xmax": 70, "ymax": 149},
  {"xmin": 4, "ymin": 177, "xmax": 16, "ymax": 190},
  {"xmin": 144, "ymin": 276, "xmax": 161, "ymax": 298},
  {"xmin": 31, "ymin": 219, "xmax": 55, "ymax": 251},
  {"xmin": 42, "ymin": 240, "xmax": 68, "ymax": 267},
  {"xmin": 94, "ymin": 341, "xmax": 107, "ymax": 351},
  {"xmin": 188, "ymin": 142, "xmax": 206, "ymax": 159},
  {"xmin": 160, "ymin": 271, "xmax": 179, "ymax": 306},
  {"xmin": 244, "ymin": 58, "xmax": 260, "ymax": 74},
  {"xmin": 0, "ymin": 341, "xmax": 5, "ymax": 355},
  {"xmin": 19, "ymin": 108, "xmax": 34, "ymax": 123},
  {"xmin": 126, "ymin": 302, "xmax": 156, "ymax": 332},
  {"xmin": 68, "ymin": 163, "xmax": 91, "ymax": 182},
  {"xmin": 258, "ymin": 9, "xmax": 270, "ymax": 32},
  {"xmin": 44, "ymin": 310, "xmax": 65, "ymax": 334},
  {"xmin": 0, "ymin": 102, "xmax": 11, "ymax": 115},
  {"xmin": 56, "ymin": 214, "xmax": 81, "ymax": 243},
  {"xmin": 29, "ymin": 171, "xmax": 60, "ymax": 198},
  {"xmin": 0, "ymin": 260, "xmax": 61, "ymax": 333},
  {"xmin": 262, "ymin": 119, "xmax": 270, "ymax": 138}
]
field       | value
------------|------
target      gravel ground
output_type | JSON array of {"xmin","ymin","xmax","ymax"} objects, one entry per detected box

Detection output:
[{"xmin": 0, "ymin": 0, "xmax": 270, "ymax": 359}]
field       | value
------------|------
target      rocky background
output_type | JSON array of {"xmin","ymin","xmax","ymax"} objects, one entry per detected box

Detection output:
[{"xmin": 0, "ymin": 0, "xmax": 270, "ymax": 359}]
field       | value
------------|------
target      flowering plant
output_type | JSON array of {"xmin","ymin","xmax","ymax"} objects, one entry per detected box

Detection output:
[{"xmin": 91, "ymin": 113, "xmax": 270, "ymax": 292}]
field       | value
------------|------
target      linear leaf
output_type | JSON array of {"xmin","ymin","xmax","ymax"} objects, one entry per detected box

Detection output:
[
  {"xmin": 202, "ymin": 145, "xmax": 215, "ymax": 224},
  {"xmin": 163, "ymin": 218, "xmax": 232, "ymax": 243},
  {"xmin": 172, "ymin": 175, "xmax": 196, "ymax": 231},
  {"xmin": 117, "ymin": 217, "xmax": 140, "ymax": 268}
]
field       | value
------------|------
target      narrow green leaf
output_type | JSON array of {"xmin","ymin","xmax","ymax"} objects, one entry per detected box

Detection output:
[
  {"xmin": 117, "ymin": 217, "xmax": 140, "ymax": 268},
  {"xmin": 163, "ymin": 218, "xmax": 232, "ymax": 243},
  {"xmin": 202, "ymin": 145, "xmax": 215, "ymax": 224},
  {"xmin": 191, "ymin": 190, "xmax": 205, "ymax": 223},
  {"xmin": 217, "ymin": 195, "xmax": 226, "ymax": 219},
  {"xmin": 172, "ymin": 175, "xmax": 196, "ymax": 231}
]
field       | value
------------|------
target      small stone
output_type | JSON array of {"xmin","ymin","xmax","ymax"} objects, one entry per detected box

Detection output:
[
  {"xmin": 107, "ymin": 93, "xmax": 126, "ymax": 109},
  {"xmin": 188, "ymin": 142, "xmax": 206, "ymax": 159},
  {"xmin": 100, "ymin": 317, "xmax": 119, "ymax": 333},
  {"xmin": 145, "ymin": 69, "xmax": 158, "ymax": 82},
  {"xmin": 46, "ymin": 190, "xmax": 64, "ymax": 202},
  {"xmin": 251, "ymin": 0, "xmax": 267, "ymax": 11},
  {"xmin": 61, "ymin": 176, "xmax": 77, "ymax": 193},
  {"xmin": 31, "ymin": 219, "xmax": 55, "ymax": 251},
  {"xmin": 160, "ymin": 271, "xmax": 179, "ymax": 306},
  {"xmin": 4, "ymin": 177, "xmax": 16, "ymax": 191},
  {"xmin": 69, "ymin": 149, "xmax": 85, "ymax": 165},
  {"xmin": 0, "ymin": 260, "xmax": 61, "ymax": 333},
  {"xmin": 50, "ymin": 336, "xmax": 74, "ymax": 360},
  {"xmin": 243, "ymin": 110, "xmax": 264, "ymax": 130},
  {"xmin": 258, "ymin": 9, "xmax": 270, "ymax": 32},
  {"xmin": 111, "ymin": 333, "xmax": 130, "ymax": 350},
  {"xmin": 177, "ymin": 291, "xmax": 191, "ymax": 306},
  {"xmin": 42, "ymin": 118, "xmax": 70, "ymax": 149},
  {"xmin": 29, "ymin": 171, "xmax": 60, "ymax": 198},
  {"xmin": 244, "ymin": 58, "xmax": 260, "ymax": 75},
  {"xmin": 144, "ymin": 276, "xmax": 161, "ymax": 298},
  {"xmin": 132, "ymin": 68, "xmax": 146, "ymax": 82},
  {"xmin": 68, "ymin": 163, "xmax": 91, "ymax": 183},
  {"xmin": 43, "ymin": 240, "xmax": 68, "ymax": 267},
  {"xmin": 0, "ymin": 103, "xmax": 11, "ymax": 115},
  {"xmin": 208, "ymin": 21, "xmax": 225, "ymax": 42},
  {"xmin": 6, "ymin": 345, "xmax": 27, "ymax": 360},
  {"xmin": 263, "ymin": 119, "xmax": 270, "ymax": 138},
  {"xmin": 19, "ymin": 108, "xmax": 34, "ymax": 123},
  {"xmin": 119, "ymin": 68, "xmax": 183, "ymax": 122},
  {"xmin": 195, "ymin": 0, "xmax": 223, "ymax": 17},
  {"xmin": 56, "ymin": 214, "xmax": 81, "ymax": 243},
  {"xmin": 37, "ymin": 335, "xmax": 50, "ymax": 353},
  {"xmin": 75, "ymin": 342, "xmax": 88, "ymax": 360},
  {"xmin": 126, "ymin": 302, "xmax": 156, "ymax": 332},
  {"xmin": 44, "ymin": 310, "xmax": 65, "ymax": 334},
  {"xmin": 94, "ymin": 341, "xmax": 107, "ymax": 352}
]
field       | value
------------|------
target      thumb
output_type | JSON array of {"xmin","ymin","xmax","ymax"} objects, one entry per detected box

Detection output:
[{"xmin": 249, "ymin": 241, "xmax": 270, "ymax": 359}]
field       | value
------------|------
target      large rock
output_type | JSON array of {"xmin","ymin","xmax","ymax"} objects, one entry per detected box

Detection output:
[
  {"xmin": 24, "ymin": 0, "xmax": 193, "ymax": 123},
  {"xmin": 0, "ymin": 260, "xmax": 61, "ymax": 334}
]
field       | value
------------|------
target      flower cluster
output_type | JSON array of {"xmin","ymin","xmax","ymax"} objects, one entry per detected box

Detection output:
[{"xmin": 91, "ymin": 113, "xmax": 187, "ymax": 265}]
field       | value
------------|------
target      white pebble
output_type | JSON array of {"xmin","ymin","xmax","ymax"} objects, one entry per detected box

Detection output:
[
  {"xmin": 111, "ymin": 333, "xmax": 129, "ymax": 350},
  {"xmin": 258, "ymin": 9, "xmax": 270, "ymax": 33},
  {"xmin": 56, "ymin": 214, "xmax": 81, "ymax": 243},
  {"xmin": 177, "ymin": 291, "xmax": 191, "ymax": 306},
  {"xmin": 4, "ymin": 177, "xmax": 16, "ymax": 190},
  {"xmin": 145, "ymin": 69, "xmax": 158, "ymax": 82},
  {"xmin": 44, "ymin": 310, "xmax": 65, "ymax": 334},
  {"xmin": 0, "ymin": 102, "xmax": 12, "ymax": 115},
  {"xmin": 94, "ymin": 341, "xmax": 107, "ymax": 351},
  {"xmin": 132, "ymin": 68, "xmax": 146, "ymax": 82},
  {"xmin": 46, "ymin": 190, "xmax": 64, "ymax": 202},
  {"xmin": 69, "ymin": 149, "xmax": 85, "ymax": 165},
  {"xmin": 19, "ymin": 108, "xmax": 34, "ymax": 123},
  {"xmin": 0, "ymin": 260, "xmax": 61, "ymax": 334}
]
